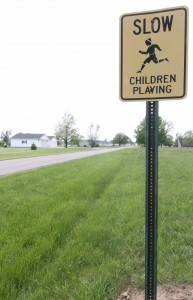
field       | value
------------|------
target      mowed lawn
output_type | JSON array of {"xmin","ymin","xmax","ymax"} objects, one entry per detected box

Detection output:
[
  {"xmin": 0, "ymin": 147, "xmax": 94, "ymax": 161},
  {"xmin": 0, "ymin": 148, "xmax": 193, "ymax": 299}
]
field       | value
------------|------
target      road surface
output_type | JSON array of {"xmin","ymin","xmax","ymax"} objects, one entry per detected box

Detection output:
[{"xmin": 0, "ymin": 148, "xmax": 124, "ymax": 176}]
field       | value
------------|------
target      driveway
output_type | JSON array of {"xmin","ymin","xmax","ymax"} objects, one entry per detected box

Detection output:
[{"xmin": 0, "ymin": 148, "xmax": 124, "ymax": 176}]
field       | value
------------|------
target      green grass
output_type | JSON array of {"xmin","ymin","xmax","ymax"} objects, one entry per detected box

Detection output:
[
  {"xmin": 0, "ymin": 147, "xmax": 94, "ymax": 161},
  {"xmin": 0, "ymin": 148, "xmax": 193, "ymax": 299},
  {"xmin": 158, "ymin": 148, "xmax": 193, "ymax": 283}
]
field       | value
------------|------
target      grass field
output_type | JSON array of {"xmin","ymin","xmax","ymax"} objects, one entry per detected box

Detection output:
[
  {"xmin": 0, "ymin": 147, "xmax": 94, "ymax": 161},
  {"xmin": 0, "ymin": 148, "xmax": 193, "ymax": 299}
]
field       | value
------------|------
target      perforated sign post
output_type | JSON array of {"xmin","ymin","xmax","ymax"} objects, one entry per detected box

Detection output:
[{"xmin": 120, "ymin": 6, "xmax": 188, "ymax": 300}]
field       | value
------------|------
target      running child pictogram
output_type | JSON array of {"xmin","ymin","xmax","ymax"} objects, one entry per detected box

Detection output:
[{"xmin": 137, "ymin": 38, "xmax": 169, "ymax": 73}]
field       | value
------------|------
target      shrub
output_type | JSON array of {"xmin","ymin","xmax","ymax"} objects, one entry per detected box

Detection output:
[{"xmin": 31, "ymin": 143, "xmax": 37, "ymax": 150}]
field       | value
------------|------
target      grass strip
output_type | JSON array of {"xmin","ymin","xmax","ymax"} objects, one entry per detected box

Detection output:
[
  {"xmin": 0, "ymin": 147, "xmax": 96, "ymax": 161},
  {"xmin": 0, "ymin": 148, "xmax": 193, "ymax": 299}
]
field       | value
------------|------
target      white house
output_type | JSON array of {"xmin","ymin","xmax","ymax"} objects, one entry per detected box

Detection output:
[
  {"xmin": 78, "ymin": 139, "xmax": 113, "ymax": 147},
  {"xmin": 48, "ymin": 136, "xmax": 57, "ymax": 148},
  {"xmin": 11, "ymin": 133, "xmax": 57, "ymax": 148},
  {"xmin": 79, "ymin": 139, "xmax": 91, "ymax": 147}
]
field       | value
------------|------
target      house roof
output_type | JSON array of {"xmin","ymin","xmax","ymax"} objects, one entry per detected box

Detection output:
[{"xmin": 11, "ymin": 133, "xmax": 46, "ymax": 139}]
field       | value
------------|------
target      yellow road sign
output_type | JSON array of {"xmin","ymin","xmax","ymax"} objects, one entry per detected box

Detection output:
[{"xmin": 120, "ymin": 6, "xmax": 188, "ymax": 101}]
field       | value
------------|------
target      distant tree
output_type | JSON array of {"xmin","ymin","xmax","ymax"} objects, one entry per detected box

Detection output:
[
  {"xmin": 158, "ymin": 117, "xmax": 173, "ymax": 146},
  {"xmin": 134, "ymin": 116, "xmax": 173, "ymax": 146},
  {"xmin": 55, "ymin": 112, "xmax": 79, "ymax": 148},
  {"xmin": 1, "ymin": 130, "xmax": 12, "ymax": 146},
  {"xmin": 183, "ymin": 130, "xmax": 193, "ymax": 140},
  {"xmin": 182, "ymin": 130, "xmax": 193, "ymax": 147},
  {"xmin": 87, "ymin": 123, "xmax": 100, "ymax": 147},
  {"xmin": 165, "ymin": 134, "xmax": 173, "ymax": 147},
  {"xmin": 70, "ymin": 133, "xmax": 84, "ymax": 146},
  {"xmin": 134, "ymin": 118, "xmax": 146, "ymax": 145},
  {"xmin": 112, "ymin": 132, "xmax": 131, "ymax": 146}
]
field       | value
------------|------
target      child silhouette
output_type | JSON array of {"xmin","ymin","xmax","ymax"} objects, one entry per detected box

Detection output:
[{"xmin": 137, "ymin": 38, "xmax": 169, "ymax": 73}]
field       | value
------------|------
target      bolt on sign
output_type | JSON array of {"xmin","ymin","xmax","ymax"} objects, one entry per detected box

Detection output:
[{"xmin": 120, "ymin": 6, "xmax": 188, "ymax": 101}]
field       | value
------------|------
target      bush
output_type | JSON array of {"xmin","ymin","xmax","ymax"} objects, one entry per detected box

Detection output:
[{"xmin": 31, "ymin": 143, "xmax": 37, "ymax": 150}]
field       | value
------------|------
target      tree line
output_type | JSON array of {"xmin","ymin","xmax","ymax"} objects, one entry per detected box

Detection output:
[
  {"xmin": 54, "ymin": 112, "xmax": 174, "ymax": 148},
  {"xmin": 55, "ymin": 112, "xmax": 133, "ymax": 148},
  {"xmin": 55, "ymin": 113, "xmax": 193, "ymax": 148},
  {"xmin": 1, "ymin": 112, "xmax": 193, "ymax": 148},
  {"xmin": 55, "ymin": 112, "xmax": 101, "ymax": 148}
]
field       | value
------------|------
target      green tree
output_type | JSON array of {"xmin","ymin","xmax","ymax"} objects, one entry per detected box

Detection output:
[
  {"xmin": 55, "ymin": 113, "xmax": 79, "ymax": 148},
  {"xmin": 1, "ymin": 130, "xmax": 12, "ymax": 146},
  {"xmin": 165, "ymin": 134, "xmax": 173, "ymax": 147},
  {"xmin": 70, "ymin": 133, "xmax": 84, "ymax": 146},
  {"xmin": 112, "ymin": 132, "xmax": 131, "ymax": 146},
  {"xmin": 134, "ymin": 116, "xmax": 173, "ymax": 146},
  {"xmin": 158, "ymin": 117, "xmax": 173, "ymax": 146},
  {"xmin": 87, "ymin": 123, "xmax": 100, "ymax": 147},
  {"xmin": 183, "ymin": 130, "xmax": 193, "ymax": 147},
  {"xmin": 134, "ymin": 118, "xmax": 146, "ymax": 146}
]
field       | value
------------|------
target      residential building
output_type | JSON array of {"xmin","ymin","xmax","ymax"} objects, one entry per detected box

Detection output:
[{"xmin": 11, "ymin": 133, "xmax": 57, "ymax": 148}]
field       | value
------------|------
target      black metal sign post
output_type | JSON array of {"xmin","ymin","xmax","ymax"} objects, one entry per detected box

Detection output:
[{"xmin": 145, "ymin": 101, "xmax": 159, "ymax": 300}]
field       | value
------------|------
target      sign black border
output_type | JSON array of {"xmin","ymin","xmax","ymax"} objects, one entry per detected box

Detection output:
[{"xmin": 120, "ymin": 7, "xmax": 188, "ymax": 101}]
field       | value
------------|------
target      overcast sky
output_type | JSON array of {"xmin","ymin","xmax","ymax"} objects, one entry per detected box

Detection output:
[{"xmin": 0, "ymin": 0, "xmax": 192, "ymax": 141}]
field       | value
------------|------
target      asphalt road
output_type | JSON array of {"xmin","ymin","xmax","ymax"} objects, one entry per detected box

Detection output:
[{"xmin": 0, "ymin": 148, "xmax": 124, "ymax": 176}]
